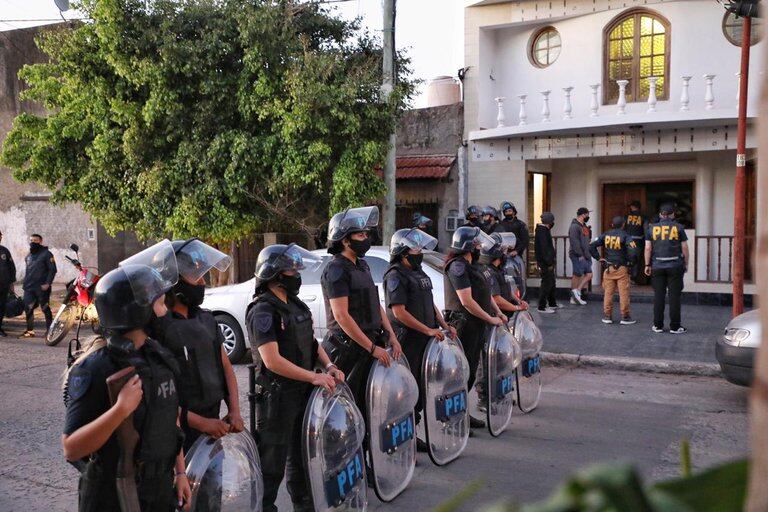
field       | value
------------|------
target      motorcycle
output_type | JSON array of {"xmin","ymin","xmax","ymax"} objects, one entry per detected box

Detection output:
[{"xmin": 46, "ymin": 243, "xmax": 100, "ymax": 346}]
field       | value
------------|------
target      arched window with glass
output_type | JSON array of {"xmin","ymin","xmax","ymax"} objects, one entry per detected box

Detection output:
[{"xmin": 603, "ymin": 10, "xmax": 670, "ymax": 104}]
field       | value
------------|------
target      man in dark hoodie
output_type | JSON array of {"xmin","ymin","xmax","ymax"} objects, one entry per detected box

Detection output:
[
  {"xmin": 0, "ymin": 230, "xmax": 17, "ymax": 337},
  {"xmin": 534, "ymin": 212, "xmax": 557, "ymax": 314},
  {"xmin": 20, "ymin": 234, "xmax": 57, "ymax": 338}
]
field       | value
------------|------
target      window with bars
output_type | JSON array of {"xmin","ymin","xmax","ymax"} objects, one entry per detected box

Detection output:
[{"xmin": 604, "ymin": 10, "xmax": 669, "ymax": 104}]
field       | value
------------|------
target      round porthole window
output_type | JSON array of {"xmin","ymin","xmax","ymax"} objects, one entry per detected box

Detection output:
[{"xmin": 531, "ymin": 27, "xmax": 561, "ymax": 68}]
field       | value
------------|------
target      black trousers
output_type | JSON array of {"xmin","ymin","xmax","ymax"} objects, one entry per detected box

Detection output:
[
  {"xmin": 538, "ymin": 265, "xmax": 557, "ymax": 310},
  {"xmin": 630, "ymin": 240, "xmax": 645, "ymax": 282},
  {"xmin": 23, "ymin": 286, "xmax": 52, "ymax": 331},
  {"xmin": 399, "ymin": 330, "xmax": 430, "ymax": 424},
  {"xmin": 651, "ymin": 267, "xmax": 684, "ymax": 330},
  {"xmin": 256, "ymin": 386, "xmax": 313, "ymax": 512},
  {"xmin": 457, "ymin": 316, "xmax": 487, "ymax": 393},
  {"xmin": 0, "ymin": 285, "xmax": 8, "ymax": 329}
]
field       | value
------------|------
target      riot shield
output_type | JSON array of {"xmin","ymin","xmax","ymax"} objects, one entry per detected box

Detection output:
[
  {"xmin": 421, "ymin": 333, "xmax": 470, "ymax": 466},
  {"xmin": 366, "ymin": 348, "xmax": 419, "ymax": 502},
  {"xmin": 485, "ymin": 325, "xmax": 522, "ymax": 437},
  {"xmin": 512, "ymin": 310, "xmax": 544, "ymax": 413},
  {"xmin": 303, "ymin": 382, "xmax": 367, "ymax": 511},
  {"xmin": 185, "ymin": 431, "xmax": 263, "ymax": 512}
]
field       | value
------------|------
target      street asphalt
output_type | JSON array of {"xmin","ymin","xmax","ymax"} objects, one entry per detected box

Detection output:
[{"xmin": 0, "ymin": 331, "xmax": 749, "ymax": 512}]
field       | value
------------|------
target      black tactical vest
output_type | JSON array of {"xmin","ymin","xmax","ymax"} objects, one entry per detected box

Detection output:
[
  {"xmin": 601, "ymin": 229, "xmax": 632, "ymax": 266},
  {"xmin": 323, "ymin": 255, "xmax": 382, "ymax": 334},
  {"xmin": 157, "ymin": 310, "xmax": 226, "ymax": 413},
  {"xmin": 444, "ymin": 257, "xmax": 493, "ymax": 317},
  {"xmin": 648, "ymin": 219, "xmax": 685, "ymax": 269},
  {"xmin": 625, "ymin": 212, "xmax": 645, "ymax": 239},
  {"xmin": 384, "ymin": 263, "xmax": 437, "ymax": 336},
  {"xmin": 250, "ymin": 293, "xmax": 318, "ymax": 383},
  {"xmin": 489, "ymin": 264, "xmax": 514, "ymax": 302}
]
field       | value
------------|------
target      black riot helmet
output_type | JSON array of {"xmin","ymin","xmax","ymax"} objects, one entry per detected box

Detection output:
[
  {"xmin": 500, "ymin": 201, "xmax": 517, "ymax": 216},
  {"xmin": 465, "ymin": 205, "xmax": 480, "ymax": 220},
  {"xmin": 95, "ymin": 264, "xmax": 173, "ymax": 332},
  {"xmin": 480, "ymin": 232, "xmax": 517, "ymax": 264},
  {"xmin": 171, "ymin": 238, "xmax": 232, "ymax": 283},
  {"xmin": 327, "ymin": 206, "xmax": 379, "ymax": 243},
  {"xmin": 450, "ymin": 226, "xmax": 497, "ymax": 254},
  {"xmin": 254, "ymin": 243, "xmax": 322, "ymax": 292},
  {"xmin": 390, "ymin": 228, "xmax": 438, "ymax": 261},
  {"xmin": 482, "ymin": 205, "xmax": 499, "ymax": 221},
  {"xmin": 412, "ymin": 212, "xmax": 433, "ymax": 229}
]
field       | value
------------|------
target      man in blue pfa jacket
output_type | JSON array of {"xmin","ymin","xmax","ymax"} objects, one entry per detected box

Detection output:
[{"xmin": 21, "ymin": 234, "xmax": 57, "ymax": 338}]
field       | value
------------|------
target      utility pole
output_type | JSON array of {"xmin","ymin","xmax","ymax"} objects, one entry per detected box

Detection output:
[
  {"xmin": 728, "ymin": 0, "xmax": 759, "ymax": 317},
  {"xmin": 382, "ymin": 0, "xmax": 397, "ymax": 244}
]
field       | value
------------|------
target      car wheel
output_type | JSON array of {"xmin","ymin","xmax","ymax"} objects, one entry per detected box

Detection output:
[{"xmin": 215, "ymin": 314, "xmax": 246, "ymax": 364}]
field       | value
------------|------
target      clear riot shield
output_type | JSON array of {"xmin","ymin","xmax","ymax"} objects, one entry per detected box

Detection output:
[
  {"xmin": 485, "ymin": 325, "xmax": 522, "ymax": 437},
  {"xmin": 185, "ymin": 431, "xmax": 263, "ymax": 512},
  {"xmin": 366, "ymin": 348, "xmax": 419, "ymax": 502},
  {"xmin": 512, "ymin": 310, "xmax": 544, "ymax": 413},
  {"xmin": 421, "ymin": 332, "xmax": 470, "ymax": 466},
  {"xmin": 303, "ymin": 382, "xmax": 367, "ymax": 511}
]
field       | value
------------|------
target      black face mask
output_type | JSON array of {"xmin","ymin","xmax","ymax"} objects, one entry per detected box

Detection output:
[
  {"xmin": 504, "ymin": 214, "xmax": 515, "ymax": 220},
  {"xmin": 471, "ymin": 249, "xmax": 481, "ymax": 262},
  {"xmin": 29, "ymin": 242, "xmax": 41, "ymax": 253},
  {"xmin": 175, "ymin": 280, "xmax": 205, "ymax": 307},
  {"xmin": 406, "ymin": 253, "xmax": 423, "ymax": 269},
  {"xmin": 348, "ymin": 238, "xmax": 371, "ymax": 257},
  {"xmin": 584, "ymin": 216, "xmax": 590, "ymax": 223},
  {"xmin": 278, "ymin": 273, "xmax": 302, "ymax": 295}
]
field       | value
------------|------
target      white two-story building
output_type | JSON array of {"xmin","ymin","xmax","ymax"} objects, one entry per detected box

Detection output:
[{"xmin": 463, "ymin": 0, "xmax": 762, "ymax": 298}]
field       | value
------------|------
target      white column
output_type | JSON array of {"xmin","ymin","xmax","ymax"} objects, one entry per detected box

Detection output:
[
  {"xmin": 589, "ymin": 84, "xmax": 600, "ymax": 117},
  {"xmin": 518, "ymin": 94, "xmax": 527, "ymax": 126},
  {"xmin": 647, "ymin": 76, "xmax": 659, "ymax": 113},
  {"xmin": 540, "ymin": 90, "xmax": 551, "ymax": 122},
  {"xmin": 563, "ymin": 86, "xmax": 573, "ymax": 119},
  {"xmin": 703, "ymin": 74, "xmax": 716, "ymax": 110},
  {"xmin": 695, "ymin": 163, "xmax": 714, "ymax": 281},
  {"xmin": 680, "ymin": 76, "xmax": 692, "ymax": 111},
  {"xmin": 616, "ymin": 80, "xmax": 629, "ymax": 115},
  {"xmin": 495, "ymin": 96, "xmax": 507, "ymax": 128}
]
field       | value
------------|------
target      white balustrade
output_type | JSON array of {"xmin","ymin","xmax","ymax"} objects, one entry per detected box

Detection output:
[
  {"xmin": 703, "ymin": 74, "xmax": 716, "ymax": 110},
  {"xmin": 647, "ymin": 76, "xmax": 659, "ymax": 113},
  {"xmin": 589, "ymin": 84, "xmax": 600, "ymax": 117},
  {"xmin": 616, "ymin": 80, "xmax": 629, "ymax": 115},
  {"xmin": 680, "ymin": 76, "xmax": 692, "ymax": 111},
  {"xmin": 518, "ymin": 94, "xmax": 527, "ymax": 126},
  {"xmin": 495, "ymin": 96, "xmax": 507, "ymax": 128},
  {"xmin": 563, "ymin": 86, "xmax": 573, "ymax": 120},
  {"xmin": 540, "ymin": 90, "xmax": 551, "ymax": 122}
]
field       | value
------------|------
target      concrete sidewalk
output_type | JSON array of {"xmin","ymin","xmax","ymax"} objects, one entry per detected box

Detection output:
[{"xmin": 530, "ymin": 299, "xmax": 734, "ymax": 365}]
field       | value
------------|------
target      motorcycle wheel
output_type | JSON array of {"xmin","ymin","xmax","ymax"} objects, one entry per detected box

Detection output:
[{"xmin": 46, "ymin": 304, "xmax": 76, "ymax": 346}]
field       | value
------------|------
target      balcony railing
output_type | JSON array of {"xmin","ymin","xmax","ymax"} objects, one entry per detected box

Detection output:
[
  {"xmin": 694, "ymin": 235, "xmax": 755, "ymax": 284},
  {"xmin": 526, "ymin": 235, "xmax": 574, "ymax": 280}
]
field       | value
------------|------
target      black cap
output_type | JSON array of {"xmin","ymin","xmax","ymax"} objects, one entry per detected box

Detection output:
[
  {"xmin": 577, "ymin": 207, "xmax": 591, "ymax": 216},
  {"xmin": 629, "ymin": 200, "xmax": 641, "ymax": 209},
  {"xmin": 541, "ymin": 212, "xmax": 555, "ymax": 224},
  {"xmin": 611, "ymin": 215, "xmax": 626, "ymax": 228},
  {"xmin": 659, "ymin": 203, "xmax": 675, "ymax": 215}
]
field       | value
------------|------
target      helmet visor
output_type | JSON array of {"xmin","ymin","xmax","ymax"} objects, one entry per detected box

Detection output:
[
  {"xmin": 175, "ymin": 239, "xmax": 232, "ymax": 282},
  {"xmin": 119, "ymin": 264, "xmax": 170, "ymax": 307},
  {"xmin": 474, "ymin": 230, "xmax": 497, "ymax": 252},
  {"xmin": 395, "ymin": 228, "xmax": 438, "ymax": 252},
  {"xmin": 283, "ymin": 244, "xmax": 323, "ymax": 273},
  {"xmin": 119, "ymin": 239, "xmax": 179, "ymax": 303},
  {"xmin": 495, "ymin": 232, "xmax": 517, "ymax": 250},
  {"xmin": 329, "ymin": 206, "xmax": 379, "ymax": 241}
]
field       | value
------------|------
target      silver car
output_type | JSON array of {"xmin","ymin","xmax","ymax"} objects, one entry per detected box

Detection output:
[
  {"xmin": 202, "ymin": 247, "xmax": 447, "ymax": 363},
  {"xmin": 716, "ymin": 309, "xmax": 761, "ymax": 387}
]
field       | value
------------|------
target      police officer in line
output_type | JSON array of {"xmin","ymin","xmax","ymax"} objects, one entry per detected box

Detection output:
[
  {"xmin": 589, "ymin": 216, "xmax": 637, "ymax": 325},
  {"xmin": 150, "ymin": 239, "xmax": 244, "ymax": 457},
  {"xmin": 384, "ymin": 229, "xmax": 456, "ymax": 448},
  {"xmin": 63, "ymin": 255, "xmax": 192, "ymax": 511},
  {"xmin": 20, "ymin": 233, "xmax": 57, "ymax": 338},
  {"xmin": 625, "ymin": 201, "xmax": 646, "ymax": 284},
  {"xmin": 482, "ymin": 233, "xmax": 529, "ymax": 316},
  {"xmin": 644, "ymin": 203, "xmax": 689, "ymax": 334},
  {"xmin": 0, "ymin": 230, "xmax": 17, "ymax": 337},
  {"xmin": 246, "ymin": 244, "xmax": 344, "ymax": 512},
  {"xmin": 443, "ymin": 226, "xmax": 506, "ymax": 429},
  {"xmin": 480, "ymin": 206, "xmax": 500, "ymax": 234},
  {"xmin": 497, "ymin": 202, "xmax": 529, "ymax": 290},
  {"xmin": 464, "ymin": 205, "xmax": 482, "ymax": 228},
  {"xmin": 320, "ymin": 206, "xmax": 402, "ymax": 411},
  {"xmin": 412, "ymin": 212, "xmax": 433, "ymax": 231}
]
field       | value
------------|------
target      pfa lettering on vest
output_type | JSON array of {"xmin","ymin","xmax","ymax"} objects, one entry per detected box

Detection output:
[
  {"xmin": 605, "ymin": 236, "xmax": 622, "ymax": 250},
  {"xmin": 652, "ymin": 225, "xmax": 679, "ymax": 240},
  {"xmin": 157, "ymin": 379, "xmax": 177, "ymax": 399}
]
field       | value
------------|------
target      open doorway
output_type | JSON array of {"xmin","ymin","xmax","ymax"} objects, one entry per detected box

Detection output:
[{"xmin": 601, "ymin": 181, "xmax": 695, "ymax": 232}]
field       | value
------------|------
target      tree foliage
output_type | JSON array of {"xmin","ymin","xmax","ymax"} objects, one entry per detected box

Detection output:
[{"xmin": 1, "ymin": 0, "xmax": 413, "ymax": 242}]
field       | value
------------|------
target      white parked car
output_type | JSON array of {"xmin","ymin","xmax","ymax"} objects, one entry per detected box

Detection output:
[{"xmin": 203, "ymin": 246, "xmax": 447, "ymax": 363}]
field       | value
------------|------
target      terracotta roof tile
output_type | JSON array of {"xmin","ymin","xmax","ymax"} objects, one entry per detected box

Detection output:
[{"xmin": 375, "ymin": 154, "xmax": 456, "ymax": 180}]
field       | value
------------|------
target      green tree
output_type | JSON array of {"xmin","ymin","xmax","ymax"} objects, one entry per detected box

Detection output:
[{"xmin": 1, "ymin": 0, "xmax": 414, "ymax": 242}]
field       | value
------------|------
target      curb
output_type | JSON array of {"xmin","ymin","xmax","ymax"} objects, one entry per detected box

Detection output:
[{"xmin": 541, "ymin": 351, "xmax": 722, "ymax": 377}]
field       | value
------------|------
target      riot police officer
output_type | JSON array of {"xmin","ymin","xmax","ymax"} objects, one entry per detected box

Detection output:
[
  {"xmin": 384, "ymin": 229, "xmax": 456, "ymax": 446},
  {"xmin": 150, "ymin": 239, "xmax": 243, "ymax": 454},
  {"xmin": 412, "ymin": 212, "xmax": 433, "ymax": 231},
  {"xmin": 589, "ymin": 216, "xmax": 637, "ymax": 325},
  {"xmin": 62, "ymin": 241, "xmax": 191, "ymax": 512},
  {"xmin": 246, "ymin": 243, "xmax": 344, "ymax": 512},
  {"xmin": 443, "ymin": 226, "xmax": 506, "ymax": 428},
  {"xmin": 481, "ymin": 206, "xmax": 500, "ymax": 234},
  {"xmin": 320, "ymin": 206, "xmax": 402, "ymax": 410},
  {"xmin": 482, "ymin": 233, "xmax": 529, "ymax": 316},
  {"xmin": 644, "ymin": 203, "xmax": 689, "ymax": 334},
  {"xmin": 626, "ymin": 201, "xmax": 646, "ymax": 283},
  {"xmin": 464, "ymin": 205, "xmax": 482, "ymax": 228}
]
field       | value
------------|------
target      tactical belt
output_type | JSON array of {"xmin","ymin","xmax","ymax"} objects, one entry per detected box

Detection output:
[{"xmin": 656, "ymin": 256, "xmax": 681, "ymax": 261}]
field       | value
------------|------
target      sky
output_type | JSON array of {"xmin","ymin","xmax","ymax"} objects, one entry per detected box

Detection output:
[{"xmin": 1, "ymin": 0, "xmax": 471, "ymax": 108}]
